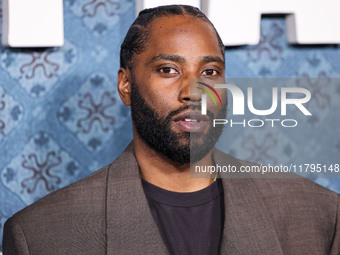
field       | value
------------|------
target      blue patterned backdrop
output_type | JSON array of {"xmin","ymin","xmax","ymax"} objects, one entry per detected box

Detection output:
[{"xmin": 0, "ymin": 1, "xmax": 339, "ymax": 250}]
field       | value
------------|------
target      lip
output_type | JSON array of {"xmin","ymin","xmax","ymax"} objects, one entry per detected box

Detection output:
[{"xmin": 173, "ymin": 111, "xmax": 209, "ymax": 133}]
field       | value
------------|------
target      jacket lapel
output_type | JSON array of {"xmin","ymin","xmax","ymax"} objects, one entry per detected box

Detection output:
[
  {"xmin": 213, "ymin": 148, "xmax": 284, "ymax": 255},
  {"xmin": 106, "ymin": 143, "xmax": 169, "ymax": 255}
]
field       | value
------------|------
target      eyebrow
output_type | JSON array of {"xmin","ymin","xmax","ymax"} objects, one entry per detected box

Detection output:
[
  {"xmin": 200, "ymin": 56, "xmax": 224, "ymax": 65},
  {"xmin": 147, "ymin": 54, "xmax": 185, "ymax": 65},
  {"xmin": 146, "ymin": 54, "xmax": 224, "ymax": 66}
]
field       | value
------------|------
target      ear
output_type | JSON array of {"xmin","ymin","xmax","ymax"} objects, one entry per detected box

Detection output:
[{"xmin": 117, "ymin": 68, "xmax": 131, "ymax": 106}]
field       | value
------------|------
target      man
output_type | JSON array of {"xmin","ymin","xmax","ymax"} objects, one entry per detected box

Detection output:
[{"xmin": 3, "ymin": 5, "xmax": 339, "ymax": 255}]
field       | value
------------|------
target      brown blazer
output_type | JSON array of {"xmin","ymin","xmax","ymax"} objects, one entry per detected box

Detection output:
[{"xmin": 3, "ymin": 143, "xmax": 340, "ymax": 255}]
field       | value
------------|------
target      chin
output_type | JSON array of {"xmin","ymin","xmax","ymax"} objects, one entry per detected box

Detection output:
[{"xmin": 189, "ymin": 132, "xmax": 208, "ymax": 143}]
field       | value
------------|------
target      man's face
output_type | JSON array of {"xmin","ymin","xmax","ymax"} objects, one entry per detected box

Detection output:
[{"xmin": 130, "ymin": 15, "xmax": 226, "ymax": 164}]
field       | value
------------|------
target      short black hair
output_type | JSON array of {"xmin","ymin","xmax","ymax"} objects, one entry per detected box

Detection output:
[{"xmin": 120, "ymin": 5, "xmax": 225, "ymax": 69}]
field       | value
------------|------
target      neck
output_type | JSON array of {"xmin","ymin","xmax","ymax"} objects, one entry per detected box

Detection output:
[{"xmin": 133, "ymin": 134, "xmax": 216, "ymax": 193}]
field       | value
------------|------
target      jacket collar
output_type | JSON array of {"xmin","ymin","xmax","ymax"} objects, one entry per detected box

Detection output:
[
  {"xmin": 212, "ymin": 148, "xmax": 283, "ymax": 254},
  {"xmin": 106, "ymin": 142, "xmax": 169, "ymax": 254},
  {"xmin": 106, "ymin": 143, "xmax": 283, "ymax": 254}
]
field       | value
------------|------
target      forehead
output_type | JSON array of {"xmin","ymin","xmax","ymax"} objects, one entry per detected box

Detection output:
[
  {"xmin": 148, "ymin": 15, "xmax": 214, "ymax": 34},
  {"xmin": 142, "ymin": 15, "xmax": 223, "ymax": 60}
]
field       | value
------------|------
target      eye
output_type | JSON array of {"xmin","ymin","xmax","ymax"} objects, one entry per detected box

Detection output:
[
  {"xmin": 157, "ymin": 67, "xmax": 178, "ymax": 74},
  {"xmin": 202, "ymin": 69, "xmax": 219, "ymax": 76}
]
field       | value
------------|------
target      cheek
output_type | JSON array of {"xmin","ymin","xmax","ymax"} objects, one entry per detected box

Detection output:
[
  {"xmin": 216, "ymin": 88, "xmax": 227, "ymax": 106},
  {"xmin": 221, "ymin": 91, "xmax": 227, "ymax": 106},
  {"xmin": 149, "ymin": 85, "xmax": 181, "ymax": 110},
  {"xmin": 141, "ymin": 87, "xmax": 178, "ymax": 114},
  {"xmin": 205, "ymin": 88, "xmax": 227, "ymax": 111},
  {"xmin": 134, "ymin": 71, "xmax": 183, "ymax": 113},
  {"xmin": 157, "ymin": 93, "xmax": 179, "ymax": 114},
  {"xmin": 212, "ymin": 89, "xmax": 227, "ymax": 115}
]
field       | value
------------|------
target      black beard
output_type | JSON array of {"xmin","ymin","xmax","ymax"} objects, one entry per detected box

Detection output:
[{"xmin": 130, "ymin": 79, "xmax": 226, "ymax": 165}]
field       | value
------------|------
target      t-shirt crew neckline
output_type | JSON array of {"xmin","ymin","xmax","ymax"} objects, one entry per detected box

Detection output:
[{"xmin": 141, "ymin": 178, "xmax": 223, "ymax": 207}]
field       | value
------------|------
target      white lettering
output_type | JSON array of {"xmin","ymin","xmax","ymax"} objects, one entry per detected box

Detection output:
[{"xmin": 137, "ymin": 0, "xmax": 340, "ymax": 46}]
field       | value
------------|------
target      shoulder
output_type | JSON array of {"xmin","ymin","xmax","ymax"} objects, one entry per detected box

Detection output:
[
  {"xmin": 234, "ymin": 154, "xmax": 339, "ymax": 246},
  {"xmin": 250, "ymin": 169, "xmax": 339, "ymax": 213},
  {"xmin": 213, "ymin": 147, "xmax": 339, "ymax": 223},
  {"xmin": 3, "ymin": 165, "xmax": 111, "ymax": 253},
  {"xmin": 215, "ymin": 148, "xmax": 339, "ymax": 251},
  {"xmin": 213, "ymin": 147, "xmax": 339, "ymax": 201},
  {"xmin": 9, "ymin": 164, "xmax": 110, "ymax": 226},
  {"xmin": 8, "ymin": 142, "xmax": 136, "ymax": 224},
  {"xmin": 242, "ymin": 156, "xmax": 339, "ymax": 209},
  {"xmin": 249, "ymin": 168, "xmax": 340, "ymax": 252},
  {"xmin": 238, "ymin": 157, "xmax": 339, "ymax": 206}
]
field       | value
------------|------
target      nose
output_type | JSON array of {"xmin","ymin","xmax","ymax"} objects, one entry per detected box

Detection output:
[{"xmin": 178, "ymin": 73, "xmax": 202, "ymax": 104}]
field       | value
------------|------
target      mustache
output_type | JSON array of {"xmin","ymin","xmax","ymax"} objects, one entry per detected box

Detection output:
[{"xmin": 165, "ymin": 104, "xmax": 215, "ymax": 121}]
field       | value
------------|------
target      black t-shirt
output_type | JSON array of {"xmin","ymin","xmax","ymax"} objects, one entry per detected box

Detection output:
[{"xmin": 142, "ymin": 178, "xmax": 224, "ymax": 255}]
